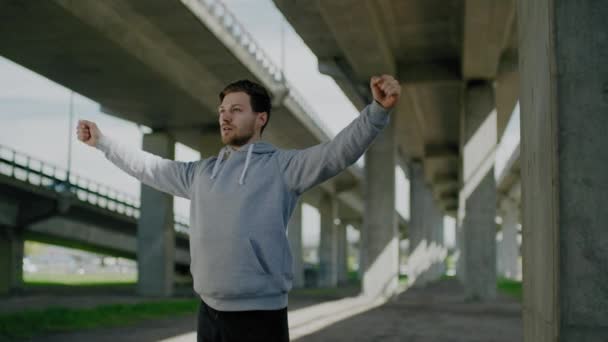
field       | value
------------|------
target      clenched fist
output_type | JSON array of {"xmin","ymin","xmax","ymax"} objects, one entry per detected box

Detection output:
[
  {"xmin": 370, "ymin": 75, "xmax": 401, "ymax": 109},
  {"xmin": 77, "ymin": 120, "xmax": 102, "ymax": 147}
]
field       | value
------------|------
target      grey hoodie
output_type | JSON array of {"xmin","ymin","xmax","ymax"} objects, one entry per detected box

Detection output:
[{"xmin": 96, "ymin": 100, "xmax": 390, "ymax": 311}]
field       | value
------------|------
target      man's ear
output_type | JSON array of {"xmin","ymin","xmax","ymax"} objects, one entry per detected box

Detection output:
[{"xmin": 257, "ymin": 112, "xmax": 268, "ymax": 129}]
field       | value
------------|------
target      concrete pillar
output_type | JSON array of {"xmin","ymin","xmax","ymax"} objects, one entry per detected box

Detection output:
[
  {"xmin": 0, "ymin": 227, "xmax": 24, "ymax": 294},
  {"xmin": 407, "ymin": 162, "xmax": 431, "ymax": 287},
  {"xmin": 361, "ymin": 119, "xmax": 399, "ymax": 297},
  {"xmin": 518, "ymin": 1, "xmax": 608, "ymax": 340},
  {"xmin": 408, "ymin": 162, "xmax": 446, "ymax": 287},
  {"xmin": 287, "ymin": 200, "xmax": 304, "ymax": 288},
  {"xmin": 497, "ymin": 199, "xmax": 519, "ymax": 280},
  {"xmin": 459, "ymin": 81, "xmax": 498, "ymax": 301},
  {"xmin": 137, "ymin": 132, "xmax": 175, "ymax": 297},
  {"xmin": 199, "ymin": 131, "xmax": 224, "ymax": 158},
  {"xmin": 318, "ymin": 192, "xmax": 337, "ymax": 287},
  {"xmin": 455, "ymin": 221, "xmax": 465, "ymax": 283},
  {"xmin": 428, "ymin": 202, "xmax": 446, "ymax": 281},
  {"xmin": 336, "ymin": 221, "xmax": 348, "ymax": 285}
]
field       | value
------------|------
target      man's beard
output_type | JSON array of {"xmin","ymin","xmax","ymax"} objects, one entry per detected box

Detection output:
[{"xmin": 223, "ymin": 127, "xmax": 255, "ymax": 147}]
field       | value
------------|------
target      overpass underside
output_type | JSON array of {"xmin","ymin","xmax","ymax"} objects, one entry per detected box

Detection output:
[
  {"xmin": 0, "ymin": 0, "xmax": 606, "ymax": 340},
  {"xmin": 0, "ymin": 0, "xmax": 404, "ymax": 301},
  {"xmin": 274, "ymin": 0, "xmax": 607, "ymax": 341}
]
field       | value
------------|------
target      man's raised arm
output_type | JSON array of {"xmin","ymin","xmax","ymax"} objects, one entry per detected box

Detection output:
[
  {"xmin": 276, "ymin": 75, "xmax": 401, "ymax": 194},
  {"xmin": 77, "ymin": 120, "xmax": 201, "ymax": 199}
]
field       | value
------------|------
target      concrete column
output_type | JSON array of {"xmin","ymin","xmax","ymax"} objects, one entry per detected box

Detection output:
[
  {"xmin": 318, "ymin": 192, "xmax": 337, "ymax": 287},
  {"xmin": 407, "ymin": 162, "xmax": 431, "ymax": 287},
  {"xmin": 518, "ymin": 1, "xmax": 608, "ymax": 340},
  {"xmin": 336, "ymin": 221, "xmax": 348, "ymax": 285},
  {"xmin": 428, "ymin": 202, "xmax": 446, "ymax": 282},
  {"xmin": 137, "ymin": 132, "xmax": 175, "ymax": 297},
  {"xmin": 0, "ymin": 227, "xmax": 24, "ymax": 294},
  {"xmin": 459, "ymin": 81, "xmax": 498, "ymax": 301},
  {"xmin": 455, "ymin": 221, "xmax": 465, "ymax": 283},
  {"xmin": 199, "ymin": 131, "xmax": 224, "ymax": 158},
  {"xmin": 408, "ymin": 162, "xmax": 446, "ymax": 287},
  {"xmin": 287, "ymin": 200, "xmax": 304, "ymax": 288},
  {"xmin": 497, "ymin": 199, "xmax": 519, "ymax": 280},
  {"xmin": 361, "ymin": 119, "xmax": 399, "ymax": 297}
]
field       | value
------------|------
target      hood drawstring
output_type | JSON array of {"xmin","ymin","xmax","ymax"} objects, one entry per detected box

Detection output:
[
  {"xmin": 210, "ymin": 147, "xmax": 226, "ymax": 180},
  {"xmin": 210, "ymin": 144, "xmax": 255, "ymax": 185},
  {"xmin": 239, "ymin": 144, "xmax": 255, "ymax": 185}
]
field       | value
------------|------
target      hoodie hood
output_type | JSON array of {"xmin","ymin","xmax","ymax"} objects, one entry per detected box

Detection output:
[{"xmin": 210, "ymin": 141, "xmax": 277, "ymax": 185}]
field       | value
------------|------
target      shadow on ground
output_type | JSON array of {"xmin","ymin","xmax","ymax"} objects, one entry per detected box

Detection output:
[{"xmin": 296, "ymin": 278, "xmax": 522, "ymax": 342}]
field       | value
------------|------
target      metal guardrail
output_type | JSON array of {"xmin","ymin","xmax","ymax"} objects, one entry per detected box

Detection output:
[
  {"xmin": 0, "ymin": 144, "xmax": 190, "ymax": 233},
  {"xmin": 198, "ymin": 0, "xmax": 335, "ymax": 139}
]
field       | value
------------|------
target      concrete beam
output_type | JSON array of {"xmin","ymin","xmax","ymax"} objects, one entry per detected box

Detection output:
[
  {"xmin": 462, "ymin": 0, "xmax": 516, "ymax": 79},
  {"xmin": 398, "ymin": 61, "xmax": 461, "ymax": 85},
  {"xmin": 318, "ymin": 1, "xmax": 395, "ymax": 80},
  {"xmin": 54, "ymin": 0, "xmax": 224, "ymax": 112},
  {"xmin": 318, "ymin": 58, "xmax": 370, "ymax": 109},
  {"xmin": 518, "ymin": 1, "xmax": 608, "ymax": 339},
  {"xmin": 423, "ymin": 144, "xmax": 459, "ymax": 165}
]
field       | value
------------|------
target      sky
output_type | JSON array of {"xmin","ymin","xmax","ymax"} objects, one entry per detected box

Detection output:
[{"xmin": 0, "ymin": 0, "xmax": 522, "ymax": 250}]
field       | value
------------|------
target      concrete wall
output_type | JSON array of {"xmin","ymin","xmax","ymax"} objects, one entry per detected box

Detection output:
[{"xmin": 518, "ymin": 0, "xmax": 608, "ymax": 340}]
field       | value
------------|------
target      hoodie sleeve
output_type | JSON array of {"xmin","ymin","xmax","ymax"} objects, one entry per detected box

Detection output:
[
  {"xmin": 96, "ymin": 135, "xmax": 201, "ymax": 199},
  {"xmin": 276, "ymin": 100, "xmax": 391, "ymax": 194}
]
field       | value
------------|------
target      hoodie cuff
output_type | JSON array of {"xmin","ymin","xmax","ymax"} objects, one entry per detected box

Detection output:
[
  {"xmin": 368, "ymin": 100, "xmax": 391, "ymax": 127},
  {"xmin": 95, "ymin": 134, "xmax": 113, "ymax": 153}
]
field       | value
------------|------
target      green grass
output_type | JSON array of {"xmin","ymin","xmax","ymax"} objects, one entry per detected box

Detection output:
[
  {"xmin": 0, "ymin": 299, "xmax": 199, "ymax": 340},
  {"xmin": 24, "ymin": 272, "xmax": 136, "ymax": 285},
  {"xmin": 497, "ymin": 278, "xmax": 522, "ymax": 300}
]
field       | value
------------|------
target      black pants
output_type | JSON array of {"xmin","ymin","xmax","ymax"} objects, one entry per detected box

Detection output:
[{"xmin": 197, "ymin": 299, "xmax": 290, "ymax": 342}]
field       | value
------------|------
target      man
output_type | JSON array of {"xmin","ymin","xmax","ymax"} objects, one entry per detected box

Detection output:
[{"xmin": 77, "ymin": 74, "xmax": 401, "ymax": 341}]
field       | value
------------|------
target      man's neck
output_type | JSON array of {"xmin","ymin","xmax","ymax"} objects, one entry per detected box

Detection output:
[{"xmin": 228, "ymin": 135, "xmax": 261, "ymax": 150}]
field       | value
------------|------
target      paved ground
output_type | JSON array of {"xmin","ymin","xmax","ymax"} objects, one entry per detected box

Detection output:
[
  {"xmin": 2, "ymin": 279, "xmax": 522, "ymax": 341},
  {"xmin": 297, "ymin": 278, "xmax": 522, "ymax": 342}
]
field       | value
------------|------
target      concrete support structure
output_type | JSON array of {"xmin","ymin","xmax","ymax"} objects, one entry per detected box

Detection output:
[
  {"xmin": 318, "ymin": 192, "xmax": 337, "ymax": 287},
  {"xmin": 361, "ymin": 120, "xmax": 399, "ymax": 297},
  {"xmin": 336, "ymin": 221, "xmax": 348, "ymax": 285},
  {"xmin": 428, "ymin": 202, "xmax": 446, "ymax": 282},
  {"xmin": 408, "ymin": 162, "xmax": 431, "ymax": 287},
  {"xmin": 408, "ymin": 162, "xmax": 446, "ymax": 287},
  {"xmin": 0, "ymin": 227, "xmax": 24, "ymax": 294},
  {"xmin": 459, "ymin": 81, "xmax": 497, "ymax": 301},
  {"xmin": 518, "ymin": 1, "xmax": 608, "ymax": 340},
  {"xmin": 497, "ymin": 199, "xmax": 519, "ymax": 280},
  {"xmin": 287, "ymin": 200, "xmax": 304, "ymax": 288},
  {"xmin": 137, "ymin": 132, "xmax": 175, "ymax": 297}
]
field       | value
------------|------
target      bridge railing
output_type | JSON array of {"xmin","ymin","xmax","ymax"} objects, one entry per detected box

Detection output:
[
  {"xmin": 0, "ymin": 144, "xmax": 190, "ymax": 233},
  {"xmin": 197, "ymin": 0, "xmax": 335, "ymax": 139}
]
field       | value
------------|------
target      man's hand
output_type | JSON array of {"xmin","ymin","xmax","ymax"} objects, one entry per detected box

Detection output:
[
  {"xmin": 370, "ymin": 75, "xmax": 401, "ymax": 109},
  {"xmin": 77, "ymin": 120, "xmax": 102, "ymax": 147}
]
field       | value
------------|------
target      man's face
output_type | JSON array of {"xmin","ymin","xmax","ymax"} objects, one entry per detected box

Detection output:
[{"xmin": 218, "ymin": 92, "xmax": 259, "ymax": 147}]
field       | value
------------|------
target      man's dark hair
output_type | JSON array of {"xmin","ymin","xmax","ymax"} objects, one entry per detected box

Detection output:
[{"xmin": 219, "ymin": 80, "xmax": 272, "ymax": 134}]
